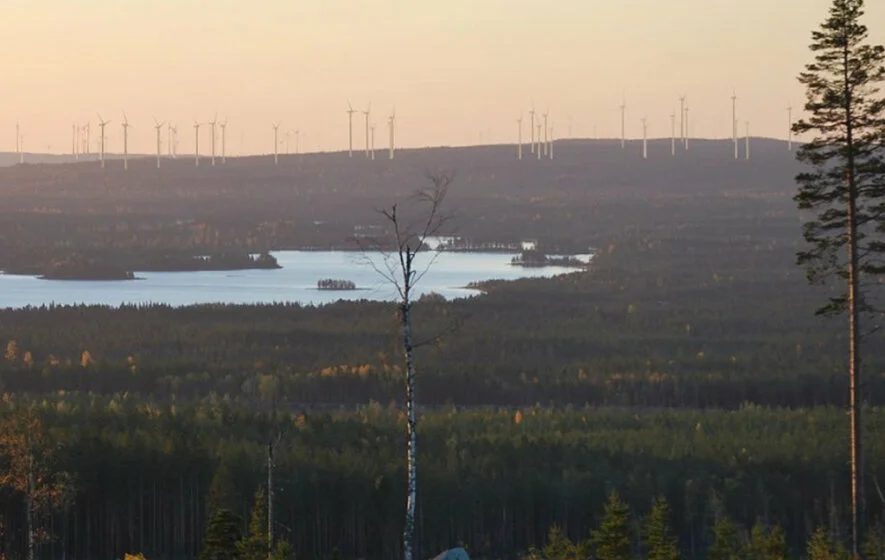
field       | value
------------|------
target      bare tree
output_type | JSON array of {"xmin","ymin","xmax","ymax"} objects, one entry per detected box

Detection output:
[{"xmin": 360, "ymin": 173, "xmax": 452, "ymax": 560}]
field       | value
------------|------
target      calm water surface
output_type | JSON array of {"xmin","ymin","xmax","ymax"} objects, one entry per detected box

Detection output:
[{"xmin": 0, "ymin": 251, "xmax": 587, "ymax": 309}]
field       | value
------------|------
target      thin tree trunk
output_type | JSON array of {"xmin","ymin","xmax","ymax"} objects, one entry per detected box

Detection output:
[
  {"xmin": 844, "ymin": 42, "xmax": 863, "ymax": 559},
  {"xmin": 402, "ymin": 297, "xmax": 417, "ymax": 560}
]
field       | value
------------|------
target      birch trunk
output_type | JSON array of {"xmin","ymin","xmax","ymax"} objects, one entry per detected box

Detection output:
[{"xmin": 401, "ymin": 298, "xmax": 417, "ymax": 560}]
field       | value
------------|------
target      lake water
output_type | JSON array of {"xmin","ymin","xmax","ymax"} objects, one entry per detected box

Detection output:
[{"xmin": 0, "ymin": 250, "xmax": 589, "ymax": 309}]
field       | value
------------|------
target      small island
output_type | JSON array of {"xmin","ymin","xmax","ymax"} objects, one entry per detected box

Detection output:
[
  {"xmin": 40, "ymin": 255, "xmax": 136, "ymax": 281},
  {"xmin": 317, "ymin": 279, "xmax": 357, "ymax": 291},
  {"xmin": 139, "ymin": 251, "xmax": 281, "ymax": 272},
  {"xmin": 510, "ymin": 249, "xmax": 586, "ymax": 268}
]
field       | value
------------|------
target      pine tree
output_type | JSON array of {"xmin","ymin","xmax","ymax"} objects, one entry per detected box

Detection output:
[
  {"xmin": 237, "ymin": 488, "xmax": 268, "ymax": 560},
  {"xmin": 707, "ymin": 518, "xmax": 741, "ymax": 560},
  {"xmin": 591, "ymin": 491, "xmax": 632, "ymax": 560},
  {"xmin": 743, "ymin": 522, "xmax": 787, "ymax": 560},
  {"xmin": 646, "ymin": 497, "xmax": 680, "ymax": 560},
  {"xmin": 200, "ymin": 508, "xmax": 242, "ymax": 560},
  {"xmin": 793, "ymin": 1, "xmax": 885, "ymax": 553},
  {"xmin": 808, "ymin": 527, "xmax": 850, "ymax": 560},
  {"xmin": 543, "ymin": 524, "xmax": 578, "ymax": 560}
]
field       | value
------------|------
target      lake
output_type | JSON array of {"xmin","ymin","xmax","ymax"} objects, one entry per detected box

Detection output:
[{"xmin": 0, "ymin": 250, "xmax": 590, "ymax": 309}]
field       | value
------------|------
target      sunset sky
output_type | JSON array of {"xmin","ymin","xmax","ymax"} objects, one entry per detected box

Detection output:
[{"xmin": 2, "ymin": 0, "xmax": 883, "ymax": 155}]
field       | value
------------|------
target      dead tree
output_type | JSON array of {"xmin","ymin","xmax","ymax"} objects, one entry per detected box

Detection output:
[{"xmin": 362, "ymin": 173, "xmax": 452, "ymax": 560}]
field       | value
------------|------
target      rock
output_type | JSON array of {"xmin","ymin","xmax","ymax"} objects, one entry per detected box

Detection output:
[{"xmin": 430, "ymin": 547, "xmax": 470, "ymax": 560}]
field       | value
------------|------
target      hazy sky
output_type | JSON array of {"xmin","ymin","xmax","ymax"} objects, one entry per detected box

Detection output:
[{"xmin": 2, "ymin": 0, "xmax": 884, "ymax": 155}]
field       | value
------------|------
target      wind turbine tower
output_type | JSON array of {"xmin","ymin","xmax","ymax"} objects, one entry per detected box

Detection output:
[
  {"xmin": 549, "ymin": 124, "xmax": 554, "ymax": 160},
  {"xmin": 517, "ymin": 115, "xmax": 523, "ymax": 160},
  {"xmin": 72, "ymin": 124, "xmax": 79, "ymax": 160},
  {"xmin": 670, "ymin": 112, "xmax": 676, "ymax": 156},
  {"xmin": 787, "ymin": 106, "xmax": 793, "ymax": 151},
  {"xmin": 97, "ymin": 114, "xmax": 111, "ymax": 169},
  {"xmin": 641, "ymin": 118, "xmax": 648, "ymax": 159},
  {"xmin": 193, "ymin": 121, "xmax": 201, "ymax": 167},
  {"xmin": 731, "ymin": 90, "xmax": 738, "ymax": 160},
  {"xmin": 529, "ymin": 105, "xmax": 535, "ymax": 154},
  {"xmin": 85, "ymin": 122, "xmax": 91, "ymax": 156},
  {"xmin": 209, "ymin": 114, "xmax": 218, "ymax": 166},
  {"xmin": 347, "ymin": 102, "xmax": 356, "ymax": 158},
  {"xmin": 121, "ymin": 113, "xmax": 131, "ymax": 171},
  {"xmin": 362, "ymin": 104, "xmax": 371, "ymax": 159},
  {"xmin": 272, "ymin": 122, "xmax": 280, "ymax": 165},
  {"xmin": 620, "ymin": 97, "xmax": 627, "ymax": 149},
  {"xmin": 154, "ymin": 119, "xmax": 164, "ymax": 169},
  {"xmin": 684, "ymin": 105, "xmax": 690, "ymax": 150},
  {"xmin": 542, "ymin": 110, "xmax": 549, "ymax": 156},
  {"xmin": 221, "ymin": 119, "xmax": 227, "ymax": 163},
  {"xmin": 679, "ymin": 95, "xmax": 686, "ymax": 145},
  {"xmin": 536, "ymin": 122, "xmax": 542, "ymax": 160},
  {"xmin": 370, "ymin": 124, "xmax": 375, "ymax": 160},
  {"xmin": 388, "ymin": 108, "xmax": 396, "ymax": 160}
]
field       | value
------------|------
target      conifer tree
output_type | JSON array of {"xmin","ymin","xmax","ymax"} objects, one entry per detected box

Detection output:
[
  {"xmin": 591, "ymin": 491, "xmax": 632, "ymax": 560},
  {"xmin": 707, "ymin": 517, "xmax": 742, "ymax": 560},
  {"xmin": 237, "ymin": 488, "xmax": 268, "ymax": 560},
  {"xmin": 646, "ymin": 496, "xmax": 680, "ymax": 560},
  {"xmin": 200, "ymin": 509, "xmax": 242, "ymax": 560},
  {"xmin": 543, "ymin": 525, "xmax": 579, "ymax": 560},
  {"xmin": 808, "ymin": 527, "xmax": 850, "ymax": 560},
  {"xmin": 793, "ymin": 1, "xmax": 885, "ymax": 553}
]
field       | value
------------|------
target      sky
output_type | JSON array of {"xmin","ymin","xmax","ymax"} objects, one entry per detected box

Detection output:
[{"xmin": 1, "ymin": 0, "xmax": 884, "ymax": 155}]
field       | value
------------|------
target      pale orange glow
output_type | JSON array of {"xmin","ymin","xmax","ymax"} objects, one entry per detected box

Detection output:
[{"xmin": 1, "ymin": 0, "xmax": 883, "ymax": 154}]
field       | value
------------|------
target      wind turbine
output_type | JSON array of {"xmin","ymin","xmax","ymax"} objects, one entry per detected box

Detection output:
[
  {"xmin": 787, "ymin": 106, "xmax": 793, "ymax": 151},
  {"xmin": 529, "ymin": 104, "xmax": 536, "ymax": 154},
  {"xmin": 169, "ymin": 124, "xmax": 178, "ymax": 158},
  {"xmin": 517, "ymin": 115, "xmax": 523, "ymax": 160},
  {"xmin": 347, "ymin": 101, "xmax": 356, "ymax": 158},
  {"xmin": 670, "ymin": 112, "xmax": 676, "ymax": 156},
  {"xmin": 220, "ymin": 119, "xmax": 228, "ymax": 163},
  {"xmin": 193, "ymin": 120, "xmax": 201, "ymax": 167},
  {"xmin": 542, "ymin": 110, "xmax": 549, "ymax": 156},
  {"xmin": 641, "ymin": 117, "xmax": 648, "ymax": 159},
  {"xmin": 536, "ymin": 122, "xmax": 542, "ymax": 160},
  {"xmin": 362, "ymin": 103, "xmax": 371, "ymax": 158},
  {"xmin": 72, "ymin": 124, "xmax": 79, "ymax": 160},
  {"xmin": 679, "ymin": 95, "xmax": 686, "ymax": 145},
  {"xmin": 209, "ymin": 113, "xmax": 217, "ymax": 166},
  {"xmin": 121, "ymin": 113, "xmax": 131, "ymax": 170},
  {"xmin": 619, "ymin": 96, "xmax": 627, "ymax": 149},
  {"xmin": 388, "ymin": 107, "xmax": 396, "ymax": 160},
  {"xmin": 548, "ymin": 124, "xmax": 553, "ymax": 159},
  {"xmin": 272, "ymin": 122, "xmax": 280, "ymax": 165},
  {"xmin": 154, "ymin": 119, "xmax": 164, "ymax": 169},
  {"xmin": 684, "ymin": 105, "xmax": 690, "ymax": 150},
  {"xmin": 97, "ymin": 114, "xmax": 111, "ymax": 169},
  {"xmin": 731, "ymin": 89, "xmax": 738, "ymax": 159}
]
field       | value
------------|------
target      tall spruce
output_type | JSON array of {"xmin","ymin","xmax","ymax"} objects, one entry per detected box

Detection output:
[
  {"xmin": 591, "ymin": 491, "xmax": 632, "ymax": 560},
  {"xmin": 793, "ymin": 0, "xmax": 885, "ymax": 555},
  {"xmin": 646, "ymin": 496, "xmax": 681, "ymax": 560}
]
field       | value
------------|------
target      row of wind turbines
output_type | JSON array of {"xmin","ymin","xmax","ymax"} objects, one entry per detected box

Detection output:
[
  {"xmin": 9, "ymin": 94, "xmax": 796, "ymax": 168},
  {"xmin": 514, "ymin": 93, "xmax": 796, "ymax": 161},
  {"xmin": 54, "ymin": 102, "xmax": 399, "ymax": 170}
]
